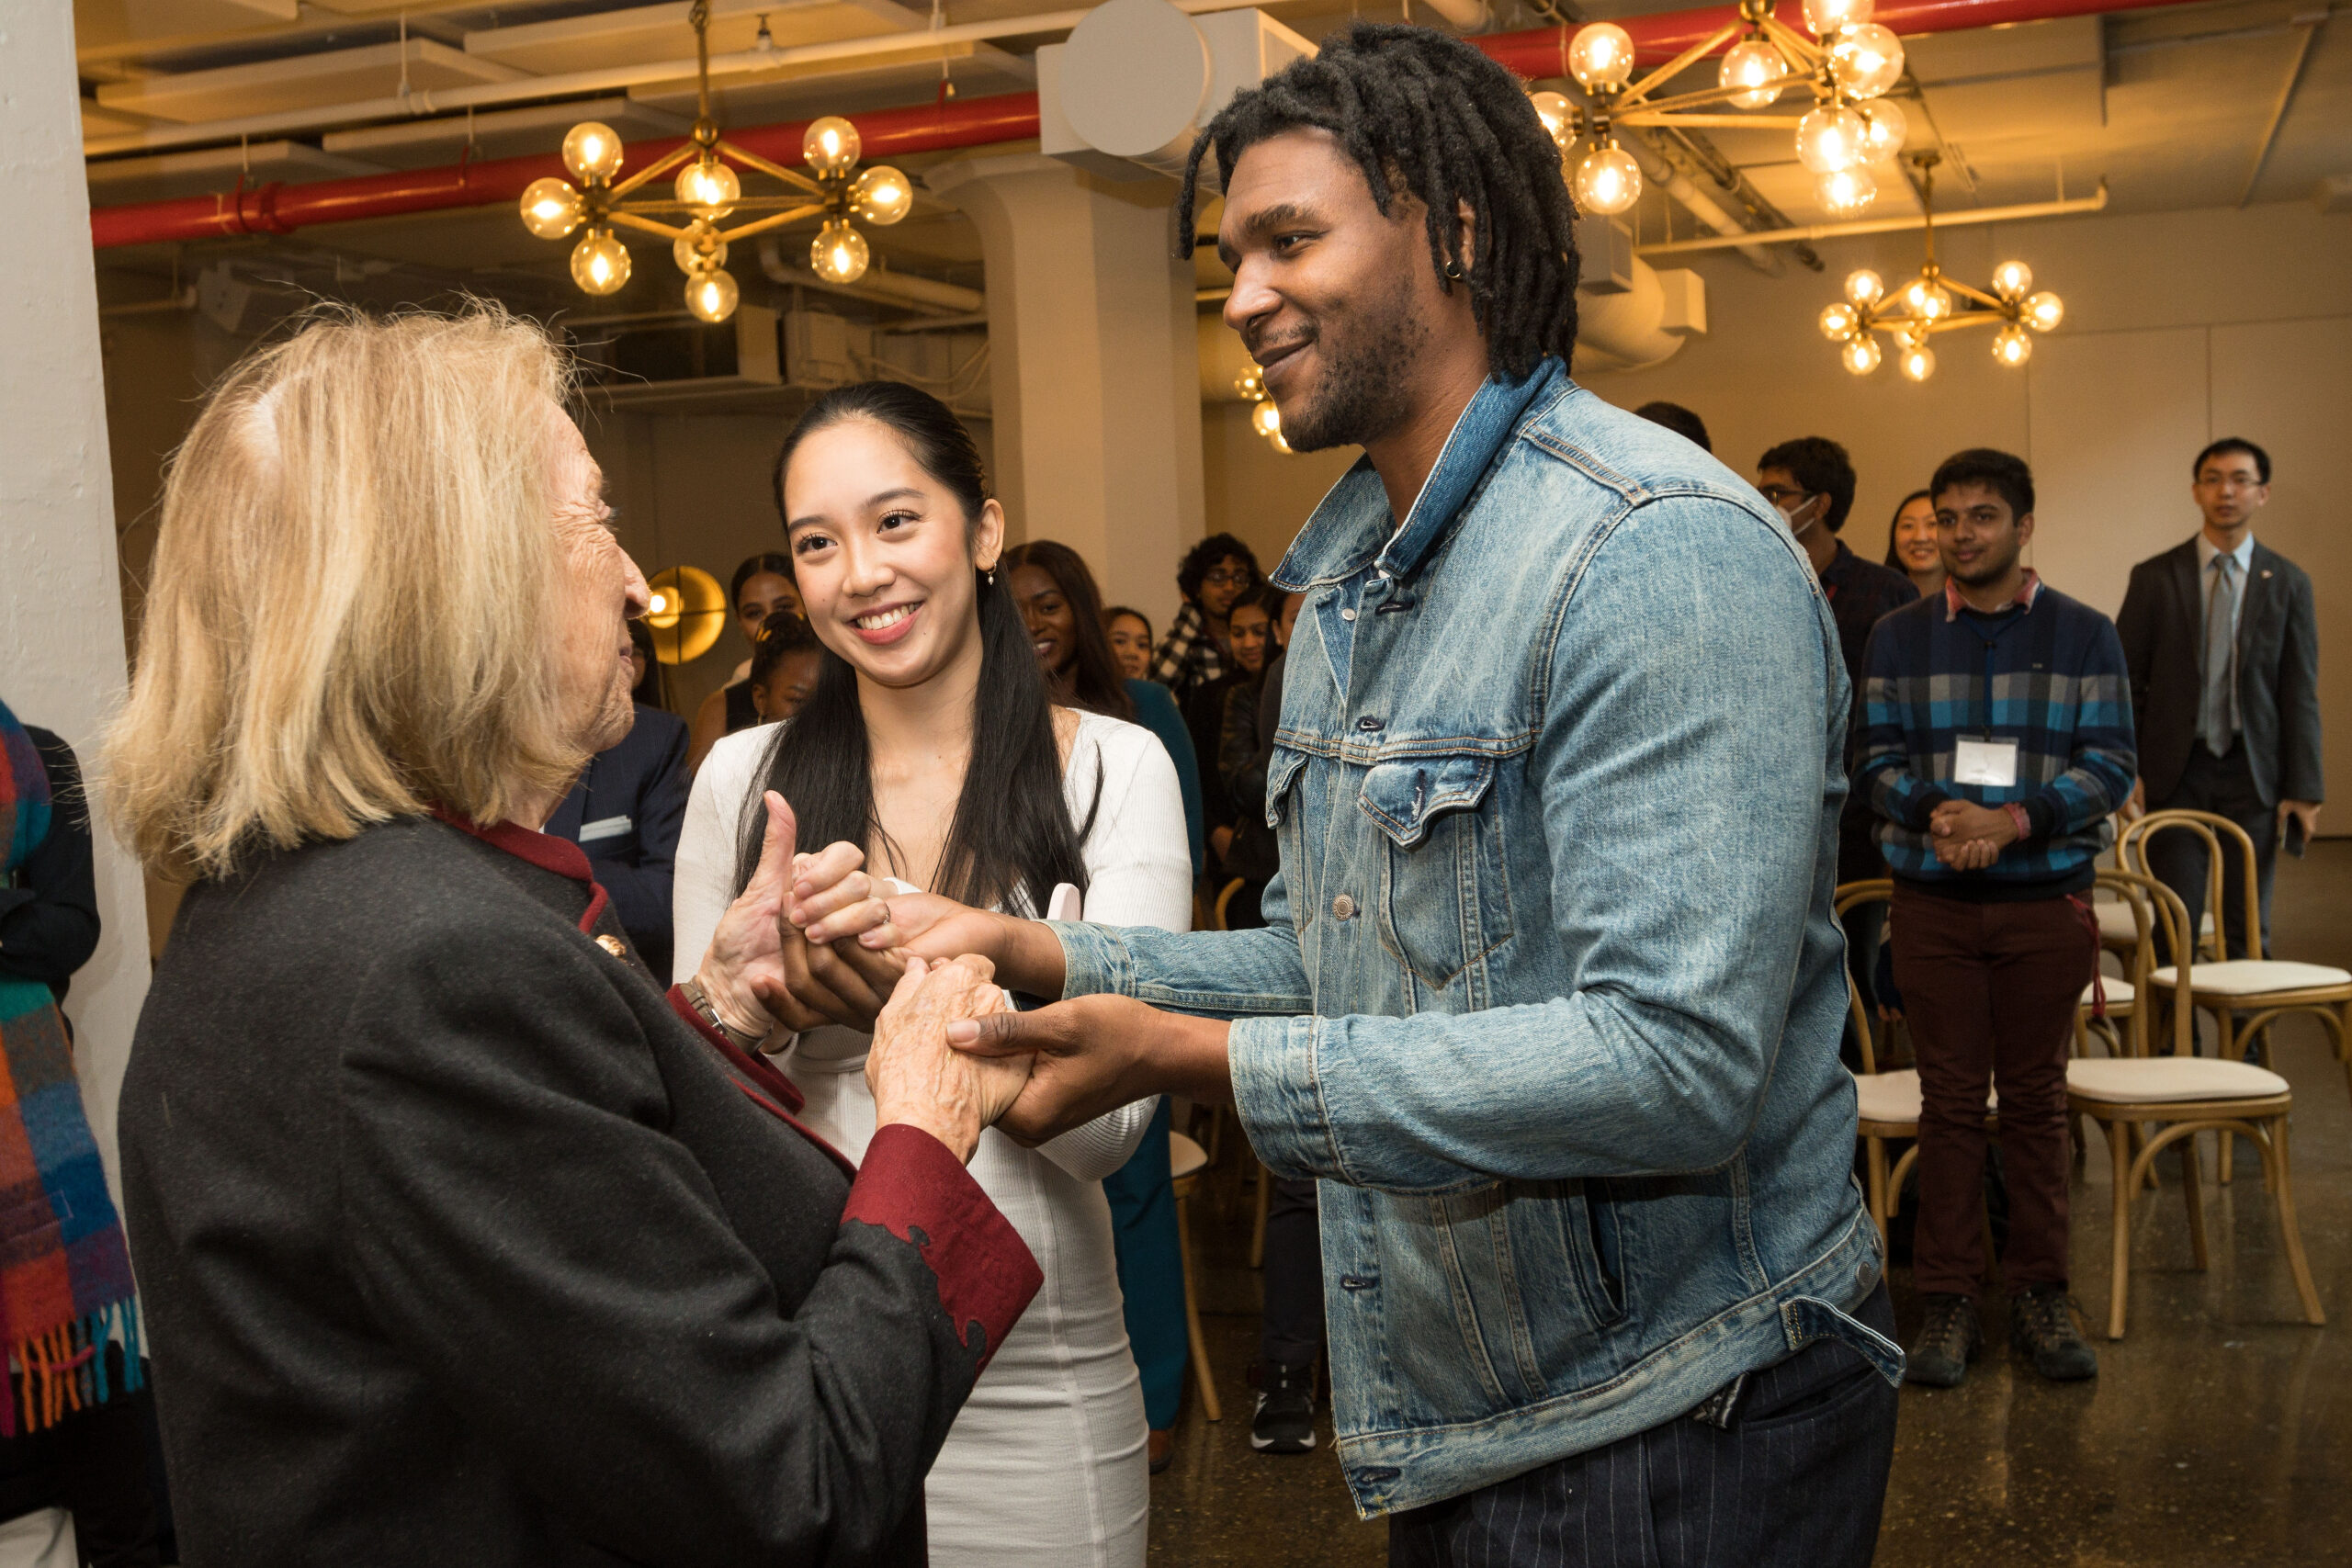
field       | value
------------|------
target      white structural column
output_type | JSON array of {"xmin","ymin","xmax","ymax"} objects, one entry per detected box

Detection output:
[
  {"xmin": 0, "ymin": 11, "xmax": 150, "ymax": 1193},
  {"xmin": 930, "ymin": 153, "xmax": 1205, "ymax": 626}
]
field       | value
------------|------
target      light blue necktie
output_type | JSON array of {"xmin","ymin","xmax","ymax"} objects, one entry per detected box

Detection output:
[{"xmin": 2200, "ymin": 553, "xmax": 2239, "ymax": 756}]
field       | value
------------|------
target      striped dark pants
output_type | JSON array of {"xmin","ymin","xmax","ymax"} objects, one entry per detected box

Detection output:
[{"xmin": 1388, "ymin": 1284, "xmax": 1899, "ymax": 1568}]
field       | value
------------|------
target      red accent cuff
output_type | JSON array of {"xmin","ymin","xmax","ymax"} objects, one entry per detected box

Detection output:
[
  {"xmin": 843, "ymin": 1124, "xmax": 1042, "ymax": 1372},
  {"xmin": 2002, "ymin": 801, "xmax": 2033, "ymax": 843}
]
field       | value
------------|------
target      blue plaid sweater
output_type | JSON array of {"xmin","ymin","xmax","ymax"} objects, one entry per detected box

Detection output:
[{"xmin": 1857, "ymin": 577, "xmax": 2136, "ymax": 899}]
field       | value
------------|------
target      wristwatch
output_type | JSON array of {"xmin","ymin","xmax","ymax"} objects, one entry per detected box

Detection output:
[{"xmin": 679, "ymin": 976, "xmax": 766, "ymax": 1052}]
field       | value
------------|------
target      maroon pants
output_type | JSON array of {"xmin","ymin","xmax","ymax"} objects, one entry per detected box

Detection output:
[{"xmin": 1890, "ymin": 884, "xmax": 2095, "ymax": 1300}]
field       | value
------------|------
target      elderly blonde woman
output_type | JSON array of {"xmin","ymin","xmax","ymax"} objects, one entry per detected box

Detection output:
[{"xmin": 107, "ymin": 307, "xmax": 1040, "ymax": 1567}]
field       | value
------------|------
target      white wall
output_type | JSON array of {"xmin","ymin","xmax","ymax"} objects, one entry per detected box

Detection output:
[
  {"xmin": 4, "ymin": 7, "xmax": 150, "ymax": 1197},
  {"xmin": 1580, "ymin": 200, "xmax": 2352, "ymax": 820}
]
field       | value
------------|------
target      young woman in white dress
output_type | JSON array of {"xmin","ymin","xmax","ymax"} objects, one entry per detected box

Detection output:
[{"xmin": 672, "ymin": 382, "xmax": 1188, "ymax": 1568}]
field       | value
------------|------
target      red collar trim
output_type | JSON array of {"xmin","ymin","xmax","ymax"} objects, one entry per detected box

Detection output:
[
  {"xmin": 1943, "ymin": 568, "xmax": 2042, "ymax": 622},
  {"xmin": 432, "ymin": 807, "xmax": 607, "ymax": 932}
]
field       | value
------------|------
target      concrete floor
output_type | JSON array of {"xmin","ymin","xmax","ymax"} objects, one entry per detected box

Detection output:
[{"xmin": 1148, "ymin": 840, "xmax": 2352, "ymax": 1567}]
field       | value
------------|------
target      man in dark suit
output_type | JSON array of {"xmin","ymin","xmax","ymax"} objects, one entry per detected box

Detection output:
[
  {"xmin": 547, "ymin": 691, "xmax": 690, "ymax": 979},
  {"xmin": 2118, "ymin": 437, "xmax": 2323, "ymax": 959}
]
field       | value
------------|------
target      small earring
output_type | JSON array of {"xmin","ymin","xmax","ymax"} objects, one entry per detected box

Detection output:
[
  {"xmin": 984, "ymin": 566, "xmax": 998, "ymax": 586},
  {"xmin": 1442, "ymin": 258, "xmax": 1464, "ymax": 282}
]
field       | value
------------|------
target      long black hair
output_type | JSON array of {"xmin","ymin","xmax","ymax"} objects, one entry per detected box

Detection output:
[
  {"xmin": 1002, "ymin": 539, "xmax": 1134, "ymax": 722},
  {"xmin": 735, "ymin": 381, "xmax": 1091, "ymax": 915},
  {"xmin": 1883, "ymin": 488, "xmax": 1934, "ymax": 571},
  {"xmin": 1177, "ymin": 21, "xmax": 1581, "ymax": 380}
]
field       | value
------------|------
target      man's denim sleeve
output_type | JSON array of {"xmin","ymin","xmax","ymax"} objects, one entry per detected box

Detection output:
[
  {"xmin": 1223, "ymin": 499, "xmax": 1839, "ymax": 1193},
  {"xmin": 1053, "ymin": 864, "xmax": 1313, "ymax": 1019}
]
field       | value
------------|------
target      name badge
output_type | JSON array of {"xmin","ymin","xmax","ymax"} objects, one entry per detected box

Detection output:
[
  {"xmin": 1952, "ymin": 739, "xmax": 2020, "ymax": 788},
  {"xmin": 579, "ymin": 814, "xmax": 632, "ymax": 844}
]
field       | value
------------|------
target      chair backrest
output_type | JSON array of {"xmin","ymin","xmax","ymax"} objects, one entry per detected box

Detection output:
[
  {"xmin": 2098, "ymin": 866, "xmax": 2195, "ymax": 1057},
  {"xmin": 2118, "ymin": 808, "xmax": 2261, "ymax": 961},
  {"xmin": 1212, "ymin": 876, "xmax": 1247, "ymax": 931},
  {"xmin": 1834, "ymin": 879, "xmax": 1894, "ymax": 1073}
]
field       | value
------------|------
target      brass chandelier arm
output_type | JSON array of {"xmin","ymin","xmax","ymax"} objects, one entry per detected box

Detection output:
[
  {"xmin": 714, "ymin": 139, "xmax": 827, "ymax": 197},
  {"xmin": 1942, "ymin": 276, "xmax": 2007, "ymax": 310},
  {"xmin": 712, "ymin": 203, "xmax": 832, "ymax": 244},
  {"xmin": 607, "ymin": 209, "xmax": 692, "ymax": 241},
  {"xmin": 1610, "ymin": 78, "xmax": 1796, "ymax": 118},
  {"xmin": 607, "ymin": 141, "xmax": 699, "ymax": 202},
  {"xmin": 1617, "ymin": 112, "xmax": 1805, "ymax": 129},
  {"xmin": 1619, "ymin": 24, "xmax": 1742, "ymax": 107},
  {"xmin": 617, "ymin": 194, "xmax": 831, "ymax": 217},
  {"xmin": 1757, "ymin": 15, "xmax": 1826, "ymax": 66}
]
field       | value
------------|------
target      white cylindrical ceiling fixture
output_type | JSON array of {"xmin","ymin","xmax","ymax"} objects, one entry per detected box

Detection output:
[{"xmin": 1058, "ymin": 0, "xmax": 1214, "ymax": 178}]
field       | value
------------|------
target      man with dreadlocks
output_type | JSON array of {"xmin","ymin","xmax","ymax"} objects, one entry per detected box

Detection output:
[{"xmin": 785, "ymin": 22, "xmax": 1900, "ymax": 1565}]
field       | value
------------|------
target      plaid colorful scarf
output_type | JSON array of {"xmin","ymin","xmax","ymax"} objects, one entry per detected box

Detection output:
[{"xmin": 0, "ymin": 700, "xmax": 141, "ymax": 1434}]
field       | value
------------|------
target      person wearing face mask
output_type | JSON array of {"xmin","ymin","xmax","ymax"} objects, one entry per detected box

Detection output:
[
  {"xmin": 672, "ymin": 384, "xmax": 1190, "ymax": 1567},
  {"xmin": 688, "ymin": 554, "xmax": 804, "ymax": 773},
  {"xmin": 1759, "ymin": 439, "xmax": 1920, "ymax": 1045},
  {"xmin": 1883, "ymin": 489, "xmax": 1943, "ymax": 599}
]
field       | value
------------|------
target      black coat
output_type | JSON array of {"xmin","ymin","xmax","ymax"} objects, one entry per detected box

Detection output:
[
  {"xmin": 121, "ymin": 814, "xmax": 1039, "ymax": 1567},
  {"xmin": 2116, "ymin": 537, "xmax": 2323, "ymax": 806},
  {"xmin": 546, "ymin": 702, "xmax": 690, "ymax": 977},
  {"xmin": 0, "ymin": 728, "xmax": 100, "ymax": 1002}
]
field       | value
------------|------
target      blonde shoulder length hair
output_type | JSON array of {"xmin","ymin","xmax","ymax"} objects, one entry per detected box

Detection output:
[{"xmin": 107, "ymin": 304, "xmax": 590, "ymax": 881}]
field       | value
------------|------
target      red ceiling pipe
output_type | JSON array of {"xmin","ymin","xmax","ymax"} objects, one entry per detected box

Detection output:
[
  {"xmin": 90, "ymin": 0, "xmax": 2201, "ymax": 250},
  {"xmin": 89, "ymin": 91, "xmax": 1041, "ymax": 250}
]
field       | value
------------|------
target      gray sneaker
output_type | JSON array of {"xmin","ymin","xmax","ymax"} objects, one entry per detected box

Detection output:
[
  {"xmin": 1905, "ymin": 1292, "xmax": 1981, "ymax": 1387},
  {"xmin": 2010, "ymin": 1285, "xmax": 2098, "ymax": 1381}
]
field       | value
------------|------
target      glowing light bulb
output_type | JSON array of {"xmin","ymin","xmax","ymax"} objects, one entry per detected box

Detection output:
[
  {"xmin": 1719, "ymin": 39, "xmax": 1789, "ymax": 108},
  {"xmin": 1841, "ymin": 334, "xmax": 1883, "ymax": 375},
  {"xmin": 2025, "ymin": 290, "xmax": 2064, "ymax": 332},
  {"xmin": 852, "ymin": 166, "xmax": 913, "ymax": 225},
  {"xmin": 1234, "ymin": 367, "xmax": 1266, "ymax": 400},
  {"xmin": 803, "ymin": 115, "xmax": 862, "ymax": 175},
  {"xmin": 684, "ymin": 265, "xmax": 740, "ymax": 323},
  {"xmin": 570, "ymin": 229, "xmax": 631, "ymax": 295},
  {"xmin": 1828, "ymin": 23, "xmax": 1905, "ymax": 99},
  {"xmin": 1529, "ymin": 90, "xmax": 1576, "ymax": 149},
  {"xmin": 518, "ymin": 177, "xmax": 585, "ymax": 240},
  {"xmin": 1250, "ymin": 400, "xmax": 1282, "ymax": 440},
  {"xmin": 648, "ymin": 591, "xmax": 670, "ymax": 615},
  {"xmin": 1817, "ymin": 165, "xmax": 1877, "ymax": 217},
  {"xmin": 1858, "ymin": 98, "xmax": 1907, "ymax": 159},
  {"xmin": 1568, "ymin": 23, "xmax": 1636, "ymax": 91},
  {"xmin": 1845, "ymin": 268, "xmax": 1884, "ymax": 307},
  {"xmin": 1820, "ymin": 301, "xmax": 1859, "ymax": 340},
  {"xmin": 561, "ymin": 121, "xmax": 624, "ymax": 183},
  {"xmin": 1574, "ymin": 145, "xmax": 1643, "ymax": 216},
  {"xmin": 1801, "ymin": 0, "xmax": 1872, "ymax": 38},
  {"xmin": 1795, "ymin": 106, "xmax": 1867, "ymax": 175},
  {"xmin": 673, "ymin": 220, "xmax": 729, "ymax": 275},
  {"xmin": 1903, "ymin": 275, "xmax": 1952, "ymax": 321},
  {"xmin": 809, "ymin": 220, "xmax": 869, "ymax": 285},
  {"xmin": 1990, "ymin": 260, "xmax": 2033, "ymax": 302},
  {"xmin": 1993, "ymin": 324, "xmax": 2033, "ymax": 367},
  {"xmin": 1899, "ymin": 337, "xmax": 1937, "ymax": 381},
  {"xmin": 674, "ymin": 158, "xmax": 741, "ymax": 219}
]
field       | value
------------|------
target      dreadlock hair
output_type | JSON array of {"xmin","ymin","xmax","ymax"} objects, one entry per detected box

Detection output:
[{"xmin": 1177, "ymin": 21, "xmax": 1581, "ymax": 381}]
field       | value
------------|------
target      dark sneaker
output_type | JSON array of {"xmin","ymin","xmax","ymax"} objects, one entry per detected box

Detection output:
[
  {"xmin": 1905, "ymin": 1292, "xmax": 1981, "ymax": 1387},
  {"xmin": 2011, "ymin": 1285, "xmax": 2098, "ymax": 1381},
  {"xmin": 1250, "ymin": 1361, "xmax": 1317, "ymax": 1453},
  {"xmin": 1147, "ymin": 1428, "xmax": 1174, "ymax": 1474}
]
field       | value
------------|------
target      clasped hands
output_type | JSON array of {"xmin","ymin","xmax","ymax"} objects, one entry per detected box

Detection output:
[{"xmin": 1928, "ymin": 798, "xmax": 2018, "ymax": 870}]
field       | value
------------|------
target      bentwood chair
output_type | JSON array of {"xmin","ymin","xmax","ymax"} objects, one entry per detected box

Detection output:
[
  {"xmin": 2120, "ymin": 810, "xmax": 2352, "ymax": 1182},
  {"xmin": 1170, "ymin": 1131, "xmax": 1222, "ymax": 1422},
  {"xmin": 2063, "ymin": 869, "xmax": 2325, "ymax": 1339}
]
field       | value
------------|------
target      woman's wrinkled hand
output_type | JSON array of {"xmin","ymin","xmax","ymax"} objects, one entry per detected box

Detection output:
[
  {"xmin": 693, "ymin": 791, "xmax": 818, "ymax": 1039},
  {"xmin": 867, "ymin": 955, "xmax": 1035, "ymax": 1164}
]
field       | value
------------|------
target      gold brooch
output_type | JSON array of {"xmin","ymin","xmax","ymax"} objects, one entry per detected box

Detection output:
[{"xmin": 595, "ymin": 934, "xmax": 628, "ymax": 958}]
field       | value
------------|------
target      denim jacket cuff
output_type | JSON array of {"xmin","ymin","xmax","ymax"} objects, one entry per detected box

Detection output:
[
  {"xmin": 1049, "ymin": 919, "xmax": 1132, "ymax": 1000},
  {"xmin": 1228, "ymin": 1014, "xmax": 1343, "ymax": 1181}
]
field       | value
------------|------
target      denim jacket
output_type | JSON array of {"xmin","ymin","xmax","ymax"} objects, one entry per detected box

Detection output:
[{"xmin": 1056, "ymin": 361, "xmax": 1895, "ymax": 1517}]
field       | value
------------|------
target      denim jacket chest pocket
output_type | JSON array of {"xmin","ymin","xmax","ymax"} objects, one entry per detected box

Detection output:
[{"xmin": 1357, "ymin": 752, "xmax": 1515, "ymax": 997}]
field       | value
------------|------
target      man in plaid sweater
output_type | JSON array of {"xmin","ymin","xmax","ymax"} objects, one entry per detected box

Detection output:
[{"xmin": 1857, "ymin": 447, "xmax": 2135, "ymax": 1389}]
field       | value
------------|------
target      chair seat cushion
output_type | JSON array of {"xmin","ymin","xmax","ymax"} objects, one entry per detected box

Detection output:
[
  {"xmin": 2083, "ymin": 977, "xmax": 2134, "ymax": 1006},
  {"xmin": 1169, "ymin": 1131, "xmax": 1209, "ymax": 1180},
  {"xmin": 2065, "ymin": 1056, "xmax": 2290, "ymax": 1103},
  {"xmin": 2096, "ymin": 902, "xmax": 2208, "ymax": 942},
  {"xmin": 2153, "ymin": 959, "xmax": 2352, "ymax": 996},
  {"xmin": 1850, "ymin": 1069, "xmax": 1995, "ymax": 1126}
]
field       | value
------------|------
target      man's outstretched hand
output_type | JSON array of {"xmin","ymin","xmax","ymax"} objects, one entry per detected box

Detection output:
[{"xmin": 947, "ymin": 996, "xmax": 1236, "ymax": 1145}]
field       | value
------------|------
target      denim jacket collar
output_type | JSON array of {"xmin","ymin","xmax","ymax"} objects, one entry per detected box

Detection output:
[{"xmin": 1272, "ymin": 357, "xmax": 1569, "ymax": 591}]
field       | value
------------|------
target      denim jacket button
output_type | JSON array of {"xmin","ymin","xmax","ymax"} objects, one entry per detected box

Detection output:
[
  {"xmin": 1340, "ymin": 607, "xmax": 1358, "ymax": 622},
  {"xmin": 1332, "ymin": 894, "xmax": 1357, "ymax": 920}
]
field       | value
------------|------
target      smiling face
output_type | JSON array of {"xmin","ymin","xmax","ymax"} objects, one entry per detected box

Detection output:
[
  {"xmin": 1934, "ymin": 480, "xmax": 2034, "ymax": 589},
  {"xmin": 1008, "ymin": 561, "xmax": 1079, "ymax": 678},
  {"xmin": 1228, "ymin": 600, "xmax": 1273, "ymax": 676},
  {"xmin": 1198, "ymin": 554, "xmax": 1255, "ymax": 620},
  {"xmin": 543, "ymin": 407, "xmax": 650, "ymax": 758},
  {"xmin": 1218, "ymin": 129, "xmax": 1450, "ymax": 454},
  {"xmin": 780, "ymin": 416, "xmax": 1003, "ymax": 694},
  {"xmin": 1106, "ymin": 612, "xmax": 1152, "ymax": 682},
  {"xmin": 736, "ymin": 570, "xmax": 802, "ymax": 643},
  {"xmin": 1892, "ymin": 496, "xmax": 1939, "ymax": 571}
]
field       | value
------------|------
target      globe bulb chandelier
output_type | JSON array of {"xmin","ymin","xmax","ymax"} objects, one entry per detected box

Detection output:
[
  {"xmin": 1816, "ymin": 153, "xmax": 2064, "ymax": 379},
  {"xmin": 1540, "ymin": 0, "xmax": 1912, "ymax": 220},
  {"xmin": 1234, "ymin": 367, "xmax": 1293, "ymax": 456},
  {"xmin": 519, "ymin": 0, "xmax": 910, "ymax": 321}
]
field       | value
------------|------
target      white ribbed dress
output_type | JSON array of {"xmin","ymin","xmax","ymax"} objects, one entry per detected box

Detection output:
[{"xmin": 673, "ymin": 711, "xmax": 1191, "ymax": 1568}]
